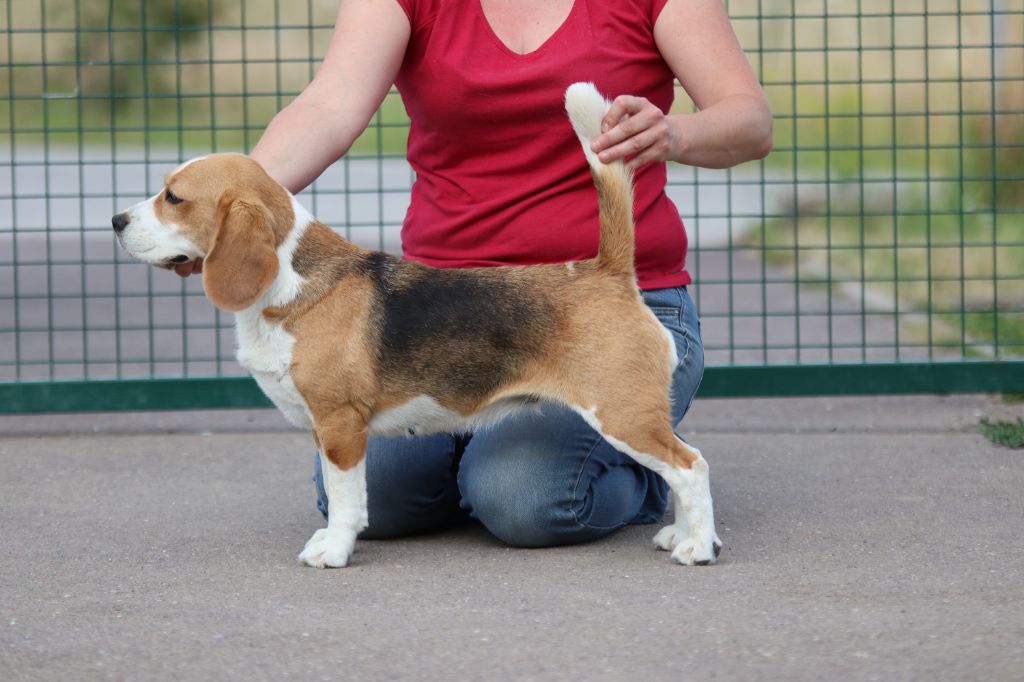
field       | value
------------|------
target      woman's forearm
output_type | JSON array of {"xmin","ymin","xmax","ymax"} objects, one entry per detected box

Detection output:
[
  {"xmin": 669, "ymin": 93, "xmax": 773, "ymax": 169},
  {"xmin": 249, "ymin": 0, "xmax": 411, "ymax": 194},
  {"xmin": 250, "ymin": 93, "xmax": 365, "ymax": 194}
]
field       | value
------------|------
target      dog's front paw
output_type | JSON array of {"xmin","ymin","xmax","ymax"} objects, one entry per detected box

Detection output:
[
  {"xmin": 669, "ymin": 532, "xmax": 723, "ymax": 567},
  {"xmin": 297, "ymin": 527, "xmax": 355, "ymax": 568}
]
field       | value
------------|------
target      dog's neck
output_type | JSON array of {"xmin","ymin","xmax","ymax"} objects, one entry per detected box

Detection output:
[
  {"xmin": 290, "ymin": 220, "xmax": 368, "ymax": 284},
  {"xmin": 248, "ymin": 198, "xmax": 370, "ymax": 323},
  {"xmin": 257, "ymin": 196, "xmax": 316, "ymax": 309}
]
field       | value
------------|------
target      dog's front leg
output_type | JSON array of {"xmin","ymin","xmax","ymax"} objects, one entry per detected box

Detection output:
[{"xmin": 298, "ymin": 409, "xmax": 369, "ymax": 568}]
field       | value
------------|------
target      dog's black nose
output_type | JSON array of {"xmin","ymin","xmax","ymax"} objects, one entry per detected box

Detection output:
[{"xmin": 111, "ymin": 213, "xmax": 129, "ymax": 233}]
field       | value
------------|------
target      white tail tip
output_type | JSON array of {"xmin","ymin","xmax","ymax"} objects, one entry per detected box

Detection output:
[{"xmin": 564, "ymin": 82, "xmax": 612, "ymax": 171}]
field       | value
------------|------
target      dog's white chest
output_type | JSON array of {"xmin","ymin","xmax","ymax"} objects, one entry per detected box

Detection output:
[{"xmin": 235, "ymin": 311, "xmax": 312, "ymax": 429}]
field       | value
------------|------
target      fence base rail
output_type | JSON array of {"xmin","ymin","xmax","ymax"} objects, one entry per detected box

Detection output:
[{"xmin": 2, "ymin": 362, "xmax": 1021, "ymax": 414}]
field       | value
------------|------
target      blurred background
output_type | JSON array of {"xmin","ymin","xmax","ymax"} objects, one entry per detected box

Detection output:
[{"xmin": 1, "ymin": 0, "xmax": 1021, "ymax": 410}]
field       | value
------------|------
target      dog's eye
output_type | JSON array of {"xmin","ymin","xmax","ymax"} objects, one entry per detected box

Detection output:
[{"xmin": 165, "ymin": 189, "xmax": 184, "ymax": 205}]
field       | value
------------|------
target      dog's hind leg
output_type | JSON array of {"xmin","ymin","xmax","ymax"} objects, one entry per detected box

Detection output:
[
  {"xmin": 647, "ymin": 438, "xmax": 722, "ymax": 566},
  {"xmin": 575, "ymin": 407, "xmax": 722, "ymax": 566},
  {"xmin": 298, "ymin": 408, "xmax": 369, "ymax": 568}
]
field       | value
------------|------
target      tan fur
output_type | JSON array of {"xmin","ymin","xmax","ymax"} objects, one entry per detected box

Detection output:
[
  {"xmin": 113, "ymin": 138, "xmax": 718, "ymax": 567},
  {"xmin": 203, "ymin": 196, "xmax": 282, "ymax": 311},
  {"xmin": 289, "ymin": 275, "xmax": 380, "ymax": 469},
  {"xmin": 149, "ymin": 154, "xmax": 296, "ymax": 309},
  {"xmin": 136, "ymin": 153, "xmax": 698, "ymax": 472},
  {"xmin": 592, "ymin": 161, "xmax": 636, "ymax": 275}
]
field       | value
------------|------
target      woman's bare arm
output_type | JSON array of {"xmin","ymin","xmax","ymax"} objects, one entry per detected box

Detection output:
[
  {"xmin": 591, "ymin": 0, "xmax": 772, "ymax": 170},
  {"xmin": 249, "ymin": 0, "xmax": 411, "ymax": 193},
  {"xmin": 176, "ymin": 1, "xmax": 409, "ymax": 277}
]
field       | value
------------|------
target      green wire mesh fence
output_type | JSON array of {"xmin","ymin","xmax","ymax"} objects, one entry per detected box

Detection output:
[{"xmin": 1, "ymin": 0, "xmax": 1022, "ymax": 412}]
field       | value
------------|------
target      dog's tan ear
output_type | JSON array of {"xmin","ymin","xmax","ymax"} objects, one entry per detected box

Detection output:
[{"xmin": 202, "ymin": 195, "xmax": 280, "ymax": 312}]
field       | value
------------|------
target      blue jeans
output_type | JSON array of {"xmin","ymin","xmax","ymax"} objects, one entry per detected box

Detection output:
[{"xmin": 314, "ymin": 285, "xmax": 704, "ymax": 547}]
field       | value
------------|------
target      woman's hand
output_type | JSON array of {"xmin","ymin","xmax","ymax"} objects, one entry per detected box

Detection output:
[
  {"xmin": 590, "ymin": 95, "xmax": 681, "ymax": 171},
  {"xmin": 591, "ymin": 0, "xmax": 774, "ymax": 172}
]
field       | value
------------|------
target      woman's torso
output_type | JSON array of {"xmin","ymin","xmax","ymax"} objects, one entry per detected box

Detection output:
[{"xmin": 393, "ymin": 0, "xmax": 690, "ymax": 289}]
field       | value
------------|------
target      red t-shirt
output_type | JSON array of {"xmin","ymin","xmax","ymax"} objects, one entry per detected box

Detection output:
[{"xmin": 393, "ymin": 0, "xmax": 690, "ymax": 289}]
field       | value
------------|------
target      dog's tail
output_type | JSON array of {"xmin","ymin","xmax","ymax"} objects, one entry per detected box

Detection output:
[{"xmin": 564, "ymin": 82, "xmax": 635, "ymax": 277}]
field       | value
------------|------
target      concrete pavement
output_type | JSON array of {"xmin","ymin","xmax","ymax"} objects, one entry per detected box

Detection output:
[{"xmin": 2, "ymin": 394, "xmax": 1023, "ymax": 681}]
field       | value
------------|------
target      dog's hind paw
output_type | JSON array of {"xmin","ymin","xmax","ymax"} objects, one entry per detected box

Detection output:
[
  {"xmin": 298, "ymin": 527, "xmax": 355, "ymax": 568},
  {"xmin": 669, "ymin": 533, "xmax": 723, "ymax": 566},
  {"xmin": 653, "ymin": 523, "xmax": 686, "ymax": 551},
  {"xmin": 654, "ymin": 524, "xmax": 722, "ymax": 565}
]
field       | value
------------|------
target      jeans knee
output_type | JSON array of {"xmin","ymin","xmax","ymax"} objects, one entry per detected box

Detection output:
[{"xmin": 458, "ymin": 453, "xmax": 574, "ymax": 548}]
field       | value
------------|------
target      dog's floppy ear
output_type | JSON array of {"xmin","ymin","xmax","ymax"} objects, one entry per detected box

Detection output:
[{"xmin": 202, "ymin": 194, "xmax": 280, "ymax": 312}]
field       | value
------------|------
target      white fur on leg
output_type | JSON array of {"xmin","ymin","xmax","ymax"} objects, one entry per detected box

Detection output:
[
  {"xmin": 298, "ymin": 454, "xmax": 368, "ymax": 568},
  {"xmin": 571, "ymin": 406, "xmax": 721, "ymax": 566},
  {"xmin": 651, "ymin": 447, "xmax": 722, "ymax": 566}
]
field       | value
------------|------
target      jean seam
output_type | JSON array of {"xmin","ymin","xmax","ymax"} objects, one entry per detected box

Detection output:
[
  {"xmin": 673, "ymin": 326, "xmax": 704, "ymax": 423},
  {"xmin": 569, "ymin": 433, "xmax": 632, "ymax": 532},
  {"xmin": 678, "ymin": 327, "xmax": 692, "ymax": 367},
  {"xmin": 675, "ymin": 286, "xmax": 695, "ymax": 368},
  {"xmin": 675, "ymin": 354, "xmax": 705, "ymax": 427},
  {"xmin": 646, "ymin": 286, "xmax": 692, "ymax": 371}
]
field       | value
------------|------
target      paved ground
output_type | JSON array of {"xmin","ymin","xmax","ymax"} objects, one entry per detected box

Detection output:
[{"xmin": 2, "ymin": 394, "xmax": 1023, "ymax": 681}]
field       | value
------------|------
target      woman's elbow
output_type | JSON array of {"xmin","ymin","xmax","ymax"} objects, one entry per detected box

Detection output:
[
  {"xmin": 750, "ymin": 101, "xmax": 774, "ymax": 161},
  {"xmin": 752, "ymin": 123, "xmax": 773, "ymax": 161}
]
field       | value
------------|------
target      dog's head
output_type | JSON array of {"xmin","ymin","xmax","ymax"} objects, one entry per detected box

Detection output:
[{"xmin": 112, "ymin": 153, "xmax": 295, "ymax": 311}]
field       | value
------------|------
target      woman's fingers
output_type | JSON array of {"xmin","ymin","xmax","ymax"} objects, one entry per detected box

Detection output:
[{"xmin": 591, "ymin": 95, "xmax": 674, "ymax": 168}]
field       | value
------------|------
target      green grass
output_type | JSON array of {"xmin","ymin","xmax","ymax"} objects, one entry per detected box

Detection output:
[
  {"xmin": 980, "ymin": 417, "xmax": 1024, "ymax": 449},
  {"xmin": 1, "ymin": 89, "xmax": 410, "ymax": 156},
  {"xmin": 750, "ymin": 204, "xmax": 1024, "ymax": 359}
]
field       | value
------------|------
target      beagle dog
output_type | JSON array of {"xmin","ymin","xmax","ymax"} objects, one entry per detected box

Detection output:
[{"xmin": 112, "ymin": 83, "xmax": 721, "ymax": 568}]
